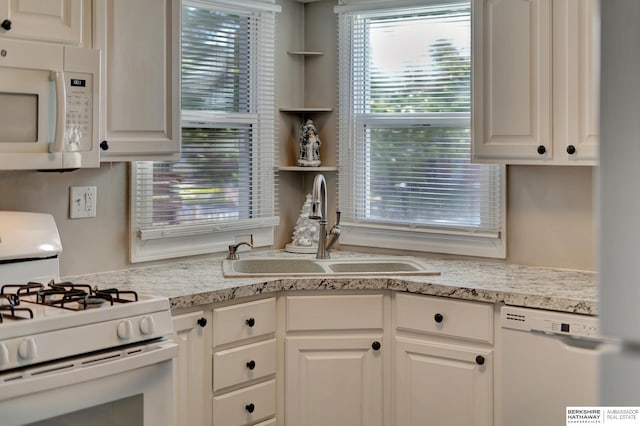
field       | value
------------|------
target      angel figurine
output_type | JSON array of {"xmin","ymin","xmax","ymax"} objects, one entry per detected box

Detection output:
[{"xmin": 297, "ymin": 119, "xmax": 321, "ymax": 167}]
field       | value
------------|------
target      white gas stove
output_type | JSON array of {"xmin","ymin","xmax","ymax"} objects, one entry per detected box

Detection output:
[{"xmin": 0, "ymin": 211, "xmax": 176, "ymax": 426}]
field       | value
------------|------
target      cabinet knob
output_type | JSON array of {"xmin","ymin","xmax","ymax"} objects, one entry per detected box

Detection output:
[
  {"xmin": 100, "ymin": 140, "xmax": 109, "ymax": 151},
  {"xmin": 197, "ymin": 317, "xmax": 207, "ymax": 327},
  {"xmin": 246, "ymin": 360, "xmax": 256, "ymax": 370},
  {"xmin": 434, "ymin": 313, "xmax": 444, "ymax": 323},
  {"xmin": 371, "ymin": 341, "xmax": 381, "ymax": 351},
  {"xmin": 245, "ymin": 317, "xmax": 255, "ymax": 327},
  {"xmin": 537, "ymin": 145, "xmax": 547, "ymax": 155},
  {"xmin": 566, "ymin": 145, "xmax": 576, "ymax": 155},
  {"xmin": 245, "ymin": 403, "xmax": 255, "ymax": 414},
  {"xmin": 1, "ymin": 19, "xmax": 11, "ymax": 31},
  {"xmin": 476, "ymin": 355, "xmax": 485, "ymax": 365}
]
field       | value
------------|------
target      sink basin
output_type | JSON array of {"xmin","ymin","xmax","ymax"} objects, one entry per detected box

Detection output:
[
  {"xmin": 327, "ymin": 261, "xmax": 422, "ymax": 273},
  {"xmin": 231, "ymin": 258, "xmax": 326, "ymax": 274},
  {"xmin": 222, "ymin": 256, "xmax": 440, "ymax": 278}
]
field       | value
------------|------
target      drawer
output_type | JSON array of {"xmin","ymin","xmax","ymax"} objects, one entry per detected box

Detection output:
[
  {"xmin": 214, "ymin": 338, "xmax": 277, "ymax": 392},
  {"xmin": 213, "ymin": 298, "xmax": 276, "ymax": 347},
  {"xmin": 395, "ymin": 293, "xmax": 493, "ymax": 343},
  {"xmin": 286, "ymin": 294, "xmax": 384, "ymax": 331},
  {"xmin": 213, "ymin": 379, "xmax": 276, "ymax": 426}
]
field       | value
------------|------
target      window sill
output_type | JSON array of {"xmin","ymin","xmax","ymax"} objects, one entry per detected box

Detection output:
[
  {"xmin": 339, "ymin": 224, "xmax": 506, "ymax": 259},
  {"xmin": 130, "ymin": 226, "xmax": 275, "ymax": 263}
]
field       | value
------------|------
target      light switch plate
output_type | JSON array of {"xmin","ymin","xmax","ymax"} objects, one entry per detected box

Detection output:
[{"xmin": 70, "ymin": 186, "xmax": 97, "ymax": 218}]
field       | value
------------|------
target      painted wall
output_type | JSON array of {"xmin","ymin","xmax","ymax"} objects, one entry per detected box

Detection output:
[
  {"xmin": 0, "ymin": 164, "xmax": 130, "ymax": 275},
  {"xmin": 0, "ymin": 0, "xmax": 596, "ymax": 276}
]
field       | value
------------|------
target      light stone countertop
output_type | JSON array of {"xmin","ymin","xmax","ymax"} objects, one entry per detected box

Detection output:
[{"xmin": 66, "ymin": 250, "xmax": 598, "ymax": 316}]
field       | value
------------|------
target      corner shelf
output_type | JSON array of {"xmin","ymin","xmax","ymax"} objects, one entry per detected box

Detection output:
[
  {"xmin": 279, "ymin": 107, "xmax": 332, "ymax": 113},
  {"xmin": 278, "ymin": 166, "xmax": 337, "ymax": 172},
  {"xmin": 287, "ymin": 50, "xmax": 324, "ymax": 56}
]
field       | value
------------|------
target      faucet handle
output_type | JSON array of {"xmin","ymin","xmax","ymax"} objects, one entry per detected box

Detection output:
[{"xmin": 335, "ymin": 210, "xmax": 341, "ymax": 226}]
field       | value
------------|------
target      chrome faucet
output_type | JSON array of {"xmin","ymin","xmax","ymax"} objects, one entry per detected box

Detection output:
[
  {"xmin": 227, "ymin": 235, "xmax": 254, "ymax": 260},
  {"xmin": 309, "ymin": 174, "xmax": 341, "ymax": 259}
]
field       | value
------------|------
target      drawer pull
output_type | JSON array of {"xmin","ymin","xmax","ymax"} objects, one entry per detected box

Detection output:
[
  {"xmin": 197, "ymin": 317, "xmax": 207, "ymax": 327},
  {"xmin": 434, "ymin": 313, "xmax": 444, "ymax": 323},
  {"xmin": 246, "ymin": 360, "xmax": 256, "ymax": 370},
  {"xmin": 371, "ymin": 341, "xmax": 381, "ymax": 351},
  {"xmin": 476, "ymin": 355, "xmax": 485, "ymax": 365},
  {"xmin": 245, "ymin": 403, "xmax": 255, "ymax": 414},
  {"xmin": 246, "ymin": 317, "xmax": 256, "ymax": 327}
]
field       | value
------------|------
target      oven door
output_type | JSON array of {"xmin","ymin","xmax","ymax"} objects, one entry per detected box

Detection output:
[{"xmin": 0, "ymin": 339, "xmax": 177, "ymax": 426}]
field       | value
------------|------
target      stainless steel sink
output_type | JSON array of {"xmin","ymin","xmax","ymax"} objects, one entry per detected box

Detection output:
[
  {"xmin": 230, "ymin": 258, "xmax": 326, "ymax": 274},
  {"xmin": 327, "ymin": 261, "xmax": 423, "ymax": 273},
  {"xmin": 222, "ymin": 256, "xmax": 440, "ymax": 278}
]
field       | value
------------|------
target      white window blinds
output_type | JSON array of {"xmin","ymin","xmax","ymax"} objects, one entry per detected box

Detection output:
[
  {"xmin": 339, "ymin": 2, "xmax": 503, "ymax": 243},
  {"xmin": 337, "ymin": 1, "xmax": 505, "ymax": 256},
  {"xmin": 131, "ymin": 0, "xmax": 278, "ymax": 260}
]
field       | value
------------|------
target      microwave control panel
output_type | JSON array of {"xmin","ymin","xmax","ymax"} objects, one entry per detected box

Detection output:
[{"xmin": 64, "ymin": 72, "xmax": 93, "ymax": 153}]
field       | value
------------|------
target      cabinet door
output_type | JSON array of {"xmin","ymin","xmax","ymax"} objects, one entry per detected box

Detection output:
[
  {"xmin": 94, "ymin": 0, "xmax": 180, "ymax": 161},
  {"xmin": 472, "ymin": 0, "xmax": 552, "ymax": 163},
  {"xmin": 553, "ymin": 0, "xmax": 599, "ymax": 164},
  {"xmin": 172, "ymin": 311, "xmax": 208, "ymax": 426},
  {"xmin": 395, "ymin": 337, "xmax": 492, "ymax": 426},
  {"xmin": 285, "ymin": 336, "xmax": 384, "ymax": 426},
  {"xmin": 0, "ymin": 0, "xmax": 87, "ymax": 46}
]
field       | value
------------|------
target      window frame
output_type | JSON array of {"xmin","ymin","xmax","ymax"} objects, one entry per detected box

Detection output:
[
  {"xmin": 337, "ymin": 1, "xmax": 506, "ymax": 258},
  {"xmin": 130, "ymin": 0, "xmax": 280, "ymax": 263}
]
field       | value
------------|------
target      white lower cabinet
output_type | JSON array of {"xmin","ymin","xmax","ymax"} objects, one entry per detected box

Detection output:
[
  {"xmin": 395, "ymin": 338, "xmax": 492, "ymax": 426},
  {"xmin": 285, "ymin": 336, "xmax": 384, "ymax": 426},
  {"xmin": 394, "ymin": 293, "xmax": 494, "ymax": 426},
  {"xmin": 211, "ymin": 297, "xmax": 277, "ymax": 426},
  {"xmin": 172, "ymin": 310, "xmax": 208, "ymax": 426},
  {"xmin": 187, "ymin": 291, "xmax": 496, "ymax": 426},
  {"xmin": 284, "ymin": 294, "xmax": 386, "ymax": 426}
]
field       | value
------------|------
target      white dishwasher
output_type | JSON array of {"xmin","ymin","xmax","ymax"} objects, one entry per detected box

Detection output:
[{"xmin": 499, "ymin": 306, "xmax": 610, "ymax": 426}]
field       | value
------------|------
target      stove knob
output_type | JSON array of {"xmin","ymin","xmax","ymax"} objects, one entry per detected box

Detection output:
[
  {"xmin": 117, "ymin": 320, "xmax": 133, "ymax": 340},
  {"xmin": 0, "ymin": 343, "xmax": 9, "ymax": 366},
  {"xmin": 18, "ymin": 338, "xmax": 37, "ymax": 361},
  {"xmin": 139, "ymin": 316, "xmax": 156, "ymax": 335}
]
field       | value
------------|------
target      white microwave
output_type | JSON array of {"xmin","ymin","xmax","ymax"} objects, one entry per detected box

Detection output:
[{"xmin": 0, "ymin": 40, "xmax": 100, "ymax": 170}]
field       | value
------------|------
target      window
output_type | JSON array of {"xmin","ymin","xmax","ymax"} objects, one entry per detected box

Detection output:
[
  {"xmin": 337, "ymin": 0, "xmax": 505, "ymax": 258},
  {"xmin": 131, "ymin": 0, "xmax": 280, "ymax": 262}
]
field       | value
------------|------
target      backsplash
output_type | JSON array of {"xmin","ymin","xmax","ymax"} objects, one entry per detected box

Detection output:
[{"xmin": 0, "ymin": 162, "xmax": 595, "ymax": 276}]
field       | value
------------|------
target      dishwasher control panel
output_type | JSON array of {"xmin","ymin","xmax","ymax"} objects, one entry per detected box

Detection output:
[{"xmin": 501, "ymin": 306, "xmax": 599, "ymax": 339}]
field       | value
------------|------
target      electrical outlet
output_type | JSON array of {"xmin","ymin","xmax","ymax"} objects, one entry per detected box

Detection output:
[{"xmin": 70, "ymin": 186, "xmax": 97, "ymax": 218}]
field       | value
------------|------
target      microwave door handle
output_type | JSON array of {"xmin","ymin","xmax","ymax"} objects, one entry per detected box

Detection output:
[{"xmin": 49, "ymin": 71, "xmax": 66, "ymax": 153}]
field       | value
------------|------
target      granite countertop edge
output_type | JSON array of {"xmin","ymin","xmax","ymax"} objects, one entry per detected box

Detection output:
[{"xmin": 65, "ymin": 251, "xmax": 598, "ymax": 316}]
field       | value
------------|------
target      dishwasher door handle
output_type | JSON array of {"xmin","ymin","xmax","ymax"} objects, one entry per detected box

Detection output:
[{"xmin": 530, "ymin": 329, "xmax": 606, "ymax": 351}]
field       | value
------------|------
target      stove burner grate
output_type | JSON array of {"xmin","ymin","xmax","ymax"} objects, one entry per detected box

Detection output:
[
  {"xmin": 0, "ymin": 281, "xmax": 139, "ymax": 314},
  {"xmin": 0, "ymin": 294, "xmax": 34, "ymax": 322}
]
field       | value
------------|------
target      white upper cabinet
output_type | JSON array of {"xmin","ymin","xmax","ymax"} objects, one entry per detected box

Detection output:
[
  {"xmin": 553, "ymin": 0, "xmax": 600, "ymax": 163},
  {"xmin": 472, "ymin": 0, "xmax": 599, "ymax": 165},
  {"xmin": 94, "ymin": 0, "xmax": 180, "ymax": 161},
  {"xmin": 0, "ymin": 0, "xmax": 89, "ymax": 46}
]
